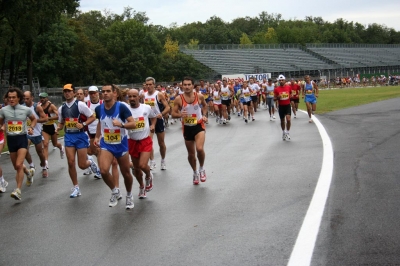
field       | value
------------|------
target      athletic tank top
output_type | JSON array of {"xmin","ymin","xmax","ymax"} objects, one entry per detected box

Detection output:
[{"xmin": 180, "ymin": 92, "xmax": 203, "ymax": 126}]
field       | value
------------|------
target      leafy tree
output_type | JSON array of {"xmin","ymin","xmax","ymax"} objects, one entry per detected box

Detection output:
[
  {"xmin": 164, "ymin": 35, "xmax": 179, "ymax": 58},
  {"xmin": 239, "ymin": 33, "xmax": 253, "ymax": 47}
]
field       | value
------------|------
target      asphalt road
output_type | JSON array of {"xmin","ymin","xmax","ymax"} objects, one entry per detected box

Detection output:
[
  {"xmin": 313, "ymin": 97, "xmax": 400, "ymax": 265},
  {"xmin": 0, "ymin": 106, "xmax": 323, "ymax": 266}
]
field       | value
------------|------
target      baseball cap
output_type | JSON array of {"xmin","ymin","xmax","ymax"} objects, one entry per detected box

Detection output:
[
  {"xmin": 39, "ymin": 92, "xmax": 48, "ymax": 98},
  {"xmin": 63, "ymin": 84, "xmax": 74, "ymax": 91},
  {"xmin": 88, "ymin": 86, "xmax": 99, "ymax": 92},
  {"xmin": 278, "ymin": 75, "xmax": 286, "ymax": 80}
]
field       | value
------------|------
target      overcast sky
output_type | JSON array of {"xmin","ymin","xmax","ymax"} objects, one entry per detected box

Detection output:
[{"xmin": 79, "ymin": 0, "xmax": 400, "ymax": 31}]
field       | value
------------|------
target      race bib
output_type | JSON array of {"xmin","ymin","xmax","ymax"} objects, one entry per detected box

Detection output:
[
  {"xmin": 144, "ymin": 98, "xmax": 156, "ymax": 107},
  {"xmin": 44, "ymin": 120, "xmax": 55, "ymax": 125},
  {"xmin": 169, "ymin": 101, "xmax": 174, "ymax": 107},
  {"xmin": 292, "ymin": 90, "xmax": 297, "ymax": 96},
  {"xmin": 280, "ymin": 92, "xmax": 289, "ymax": 100},
  {"xmin": 131, "ymin": 117, "xmax": 146, "ymax": 132},
  {"xmin": 306, "ymin": 90, "xmax": 313, "ymax": 95},
  {"xmin": 269, "ymin": 91, "xmax": 274, "ymax": 96},
  {"xmin": 184, "ymin": 114, "xmax": 197, "ymax": 126},
  {"xmin": 244, "ymin": 93, "xmax": 250, "ymax": 97},
  {"xmin": 7, "ymin": 121, "xmax": 23, "ymax": 134},
  {"xmin": 27, "ymin": 119, "xmax": 32, "ymax": 127},
  {"xmin": 204, "ymin": 94, "xmax": 209, "ymax": 99},
  {"xmin": 65, "ymin": 118, "xmax": 78, "ymax": 132},
  {"xmin": 104, "ymin": 128, "xmax": 121, "ymax": 144},
  {"xmin": 214, "ymin": 96, "xmax": 220, "ymax": 101}
]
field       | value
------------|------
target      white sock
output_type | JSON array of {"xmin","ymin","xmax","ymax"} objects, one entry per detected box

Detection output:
[
  {"xmin": 0, "ymin": 176, "xmax": 4, "ymax": 182},
  {"xmin": 29, "ymin": 163, "xmax": 35, "ymax": 168},
  {"xmin": 127, "ymin": 192, "xmax": 132, "ymax": 197},
  {"xmin": 112, "ymin": 187, "xmax": 119, "ymax": 194},
  {"xmin": 199, "ymin": 166, "xmax": 204, "ymax": 172}
]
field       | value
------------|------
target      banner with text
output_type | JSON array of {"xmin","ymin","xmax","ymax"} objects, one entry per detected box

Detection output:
[{"xmin": 222, "ymin": 73, "xmax": 271, "ymax": 83}]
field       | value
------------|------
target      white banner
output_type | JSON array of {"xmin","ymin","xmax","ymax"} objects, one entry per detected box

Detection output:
[{"xmin": 222, "ymin": 73, "xmax": 271, "ymax": 83}]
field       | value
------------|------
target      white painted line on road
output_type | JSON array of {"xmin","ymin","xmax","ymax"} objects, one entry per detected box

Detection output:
[{"xmin": 287, "ymin": 111, "xmax": 334, "ymax": 266}]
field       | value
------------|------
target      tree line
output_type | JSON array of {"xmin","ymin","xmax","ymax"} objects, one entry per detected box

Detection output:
[{"xmin": 1, "ymin": 2, "xmax": 399, "ymax": 88}]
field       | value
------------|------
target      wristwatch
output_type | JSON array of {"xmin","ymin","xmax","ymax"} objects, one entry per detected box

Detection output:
[
  {"xmin": 82, "ymin": 122, "xmax": 87, "ymax": 126},
  {"xmin": 121, "ymin": 123, "xmax": 125, "ymax": 128}
]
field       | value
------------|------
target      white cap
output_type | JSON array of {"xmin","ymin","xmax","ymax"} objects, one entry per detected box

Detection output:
[
  {"xmin": 278, "ymin": 74, "xmax": 285, "ymax": 80},
  {"xmin": 88, "ymin": 86, "xmax": 99, "ymax": 92}
]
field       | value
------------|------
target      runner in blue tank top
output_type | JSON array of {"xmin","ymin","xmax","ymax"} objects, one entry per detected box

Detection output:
[{"xmin": 301, "ymin": 75, "xmax": 319, "ymax": 123}]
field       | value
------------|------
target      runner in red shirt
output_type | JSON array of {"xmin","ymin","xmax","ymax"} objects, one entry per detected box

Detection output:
[
  {"xmin": 289, "ymin": 78, "xmax": 301, "ymax": 118},
  {"xmin": 274, "ymin": 75, "xmax": 292, "ymax": 141}
]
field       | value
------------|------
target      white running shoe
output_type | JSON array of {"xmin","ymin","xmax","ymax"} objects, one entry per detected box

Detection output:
[
  {"xmin": 89, "ymin": 158, "xmax": 100, "ymax": 176},
  {"xmin": 161, "ymin": 161, "xmax": 166, "ymax": 170},
  {"xmin": 145, "ymin": 172, "xmax": 153, "ymax": 192},
  {"xmin": 109, "ymin": 189, "xmax": 122, "ymax": 207},
  {"xmin": 270, "ymin": 116, "xmax": 272, "ymax": 121},
  {"xmin": 272, "ymin": 115, "xmax": 276, "ymax": 119},
  {"xmin": 193, "ymin": 172, "xmax": 200, "ymax": 185},
  {"xmin": 60, "ymin": 145, "xmax": 65, "ymax": 159},
  {"xmin": 70, "ymin": 187, "xmax": 81, "ymax": 198},
  {"xmin": 149, "ymin": 161, "xmax": 156, "ymax": 170},
  {"xmin": 0, "ymin": 179, "xmax": 8, "ymax": 192},
  {"xmin": 126, "ymin": 195, "xmax": 134, "ymax": 209},
  {"xmin": 83, "ymin": 168, "xmax": 92, "ymax": 175},
  {"xmin": 138, "ymin": 187, "xmax": 147, "ymax": 199},
  {"xmin": 286, "ymin": 133, "xmax": 291, "ymax": 140},
  {"xmin": 309, "ymin": 119, "xmax": 313, "ymax": 123},
  {"xmin": 282, "ymin": 133, "xmax": 287, "ymax": 141}
]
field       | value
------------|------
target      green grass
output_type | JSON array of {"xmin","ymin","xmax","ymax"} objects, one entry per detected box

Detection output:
[{"xmin": 297, "ymin": 85, "xmax": 400, "ymax": 114}]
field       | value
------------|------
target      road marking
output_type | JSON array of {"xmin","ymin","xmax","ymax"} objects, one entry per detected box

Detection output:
[{"xmin": 288, "ymin": 112, "xmax": 334, "ymax": 266}]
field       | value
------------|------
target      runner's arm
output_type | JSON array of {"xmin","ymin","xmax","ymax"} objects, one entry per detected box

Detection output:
[
  {"xmin": 171, "ymin": 97, "xmax": 183, "ymax": 118},
  {"xmin": 36, "ymin": 105, "xmax": 48, "ymax": 124},
  {"xmin": 158, "ymin": 93, "xmax": 170, "ymax": 119}
]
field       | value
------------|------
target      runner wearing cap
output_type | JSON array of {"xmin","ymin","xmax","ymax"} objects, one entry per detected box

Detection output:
[
  {"xmin": 57, "ymin": 84, "xmax": 100, "ymax": 198},
  {"xmin": 39, "ymin": 92, "xmax": 65, "ymax": 169},
  {"xmin": 274, "ymin": 75, "xmax": 292, "ymax": 141},
  {"xmin": 83, "ymin": 85, "xmax": 103, "ymax": 178},
  {"xmin": 23, "ymin": 91, "xmax": 49, "ymax": 178}
]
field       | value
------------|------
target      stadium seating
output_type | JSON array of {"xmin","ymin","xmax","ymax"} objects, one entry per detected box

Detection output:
[{"xmin": 181, "ymin": 44, "xmax": 400, "ymax": 75}]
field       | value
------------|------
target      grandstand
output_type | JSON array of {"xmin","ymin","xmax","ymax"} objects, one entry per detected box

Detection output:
[{"xmin": 181, "ymin": 44, "xmax": 400, "ymax": 79}]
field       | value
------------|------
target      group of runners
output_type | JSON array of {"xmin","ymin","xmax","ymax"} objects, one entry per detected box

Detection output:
[{"xmin": 0, "ymin": 74, "xmax": 318, "ymax": 209}]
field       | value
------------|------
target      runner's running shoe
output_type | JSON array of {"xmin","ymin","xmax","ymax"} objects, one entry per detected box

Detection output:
[
  {"xmin": 200, "ymin": 169, "xmax": 207, "ymax": 182},
  {"xmin": 70, "ymin": 187, "xmax": 81, "ymax": 198},
  {"xmin": 0, "ymin": 179, "xmax": 8, "ymax": 193},
  {"xmin": 145, "ymin": 172, "xmax": 153, "ymax": 192},
  {"xmin": 89, "ymin": 158, "xmax": 100, "ymax": 176},
  {"xmin": 109, "ymin": 189, "xmax": 122, "ymax": 207},
  {"xmin": 138, "ymin": 187, "xmax": 146, "ymax": 199},
  {"xmin": 161, "ymin": 161, "xmax": 166, "ymax": 170},
  {"xmin": 193, "ymin": 172, "xmax": 200, "ymax": 185},
  {"xmin": 60, "ymin": 145, "xmax": 65, "ymax": 159},
  {"xmin": 150, "ymin": 161, "xmax": 156, "ymax": 170},
  {"xmin": 126, "ymin": 195, "xmax": 134, "ymax": 209},
  {"xmin": 42, "ymin": 168, "xmax": 48, "ymax": 178},
  {"xmin": 83, "ymin": 168, "xmax": 92, "ymax": 175},
  {"xmin": 11, "ymin": 188, "xmax": 21, "ymax": 200},
  {"xmin": 26, "ymin": 167, "xmax": 35, "ymax": 186}
]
